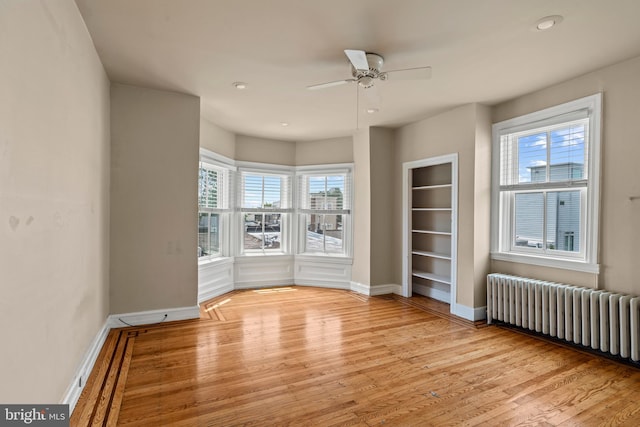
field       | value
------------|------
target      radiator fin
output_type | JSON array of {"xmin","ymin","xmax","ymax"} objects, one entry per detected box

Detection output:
[{"xmin": 487, "ymin": 274, "xmax": 638, "ymax": 365}]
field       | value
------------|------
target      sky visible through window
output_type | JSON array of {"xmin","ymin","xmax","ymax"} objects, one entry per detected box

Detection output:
[
  {"xmin": 243, "ymin": 174, "xmax": 282, "ymax": 208},
  {"xmin": 518, "ymin": 123, "xmax": 585, "ymax": 183}
]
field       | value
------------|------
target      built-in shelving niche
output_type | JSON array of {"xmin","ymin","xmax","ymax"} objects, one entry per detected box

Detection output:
[{"xmin": 403, "ymin": 155, "xmax": 458, "ymax": 309}]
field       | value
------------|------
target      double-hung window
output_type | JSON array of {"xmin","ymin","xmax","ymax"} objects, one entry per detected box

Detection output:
[
  {"xmin": 240, "ymin": 170, "xmax": 292, "ymax": 254},
  {"xmin": 491, "ymin": 94, "xmax": 601, "ymax": 273},
  {"xmin": 198, "ymin": 159, "xmax": 232, "ymax": 259},
  {"xmin": 297, "ymin": 167, "xmax": 352, "ymax": 256}
]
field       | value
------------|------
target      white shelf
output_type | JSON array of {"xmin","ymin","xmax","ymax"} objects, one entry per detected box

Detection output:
[
  {"xmin": 412, "ymin": 208, "xmax": 452, "ymax": 211},
  {"xmin": 412, "ymin": 250, "xmax": 451, "ymax": 260},
  {"xmin": 412, "ymin": 270, "xmax": 451, "ymax": 285},
  {"xmin": 412, "ymin": 184, "xmax": 452, "ymax": 191},
  {"xmin": 412, "ymin": 229, "xmax": 451, "ymax": 236}
]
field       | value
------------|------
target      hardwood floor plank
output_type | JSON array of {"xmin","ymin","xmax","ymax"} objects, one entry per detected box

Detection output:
[{"xmin": 72, "ymin": 286, "xmax": 640, "ymax": 426}]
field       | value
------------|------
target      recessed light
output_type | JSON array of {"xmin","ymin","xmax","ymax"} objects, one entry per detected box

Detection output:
[
  {"xmin": 232, "ymin": 81, "xmax": 247, "ymax": 90},
  {"xmin": 280, "ymin": 122, "xmax": 289, "ymax": 127},
  {"xmin": 535, "ymin": 15, "xmax": 563, "ymax": 31},
  {"xmin": 366, "ymin": 108, "xmax": 379, "ymax": 114}
]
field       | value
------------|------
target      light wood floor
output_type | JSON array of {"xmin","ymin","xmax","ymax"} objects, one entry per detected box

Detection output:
[{"xmin": 72, "ymin": 287, "xmax": 640, "ymax": 426}]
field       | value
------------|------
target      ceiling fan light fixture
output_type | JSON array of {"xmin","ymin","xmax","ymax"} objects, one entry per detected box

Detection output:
[
  {"xmin": 232, "ymin": 81, "xmax": 247, "ymax": 90},
  {"xmin": 358, "ymin": 76, "xmax": 375, "ymax": 88},
  {"xmin": 535, "ymin": 15, "xmax": 563, "ymax": 31}
]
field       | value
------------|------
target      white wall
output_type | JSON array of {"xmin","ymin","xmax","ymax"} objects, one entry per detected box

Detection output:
[
  {"xmin": 200, "ymin": 118, "xmax": 235, "ymax": 159},
  {"xmin": 295, "ymin": 136, "xmax": 353, "ymax": 166},
  {"xmin": 369, "ymin": 128, "xmax": 395, "ymax": 286},
  {"xmin": 235, "ymin": 134, "xmax": 296, "ymax": 165},
  {"xmin": 0, "ymin": 0, "xmax": 110, "ymax": 403},
  {"xmin": 110, "ymin": 84, "xmax": 199, "ymax": 313},
  {"xmin": 492, "ymin": 55, "xmax": 640, "ymax": 295},
  {"xmin": 350, "ymin": 128, "xmax": 372, "ymax": 286}
]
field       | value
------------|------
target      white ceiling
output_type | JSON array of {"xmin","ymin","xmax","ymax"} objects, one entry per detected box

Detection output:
[{"xmin": 75, "ymin": 0, "xmax": 640, "ymax": 142}]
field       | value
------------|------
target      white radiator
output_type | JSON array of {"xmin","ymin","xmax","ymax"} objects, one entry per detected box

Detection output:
[{"xmin": 486, "ymin": 273, "xmax": 640, "ymax": 363}]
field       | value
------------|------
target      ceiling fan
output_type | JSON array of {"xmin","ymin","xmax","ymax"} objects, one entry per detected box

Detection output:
[{"xmin": 307, "ymin": 49, "xmax": 432, "ymax": 91}]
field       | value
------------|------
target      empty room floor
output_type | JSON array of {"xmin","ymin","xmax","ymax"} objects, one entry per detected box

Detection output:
[{"xmin": 72, "ymin": 287, "xmax": 640, "ymax": 426}]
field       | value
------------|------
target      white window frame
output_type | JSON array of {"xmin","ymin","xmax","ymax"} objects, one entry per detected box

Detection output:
[
  {"xmin": 198, "ymin": 149, "xmax": 235, "ymax": 263},
  {"xmin": 237, "ymin": 162, "xmax": 294, "ymax": 256},
  {"xmin": 296, "ymin": 164, "xmax": 353, "ymax": 258},
  {"xmin": 491, "ymin": 93, "xmax": 602, "ymax": 273}
]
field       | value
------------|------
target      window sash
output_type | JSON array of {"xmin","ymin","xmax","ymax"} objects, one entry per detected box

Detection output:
[
  {"xmin": 240, "ymin": 171, "xmax": 292, "ymax": 212},
  {"xmin": 298, "ymin": 173, "xmax": 351, "ymax": 212},
  {"xmin": 498, "ymin": 118, "xmax": 589, "ymax": 189},
  {"xmin": 505, "ymin": 188, "xmax": 586, "ymax": 260}
]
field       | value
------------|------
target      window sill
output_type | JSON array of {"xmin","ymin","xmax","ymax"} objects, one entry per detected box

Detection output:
[
  {"xmin": 235, "ymin": 253, "xmax": 294, "ymax": 261},
  {"xmin": 295, "ymin": 254, "xmax": 353, "ymax": 264},
  {"xmin": 490, "ymin": 251, "xmax": 599, "ymax": 274},
  {"xmin": 198, "ymin": 256, "xmax": 233, "ymax": 268}
]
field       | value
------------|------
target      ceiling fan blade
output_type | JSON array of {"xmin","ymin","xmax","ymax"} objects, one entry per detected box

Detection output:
[
  {"xmin": 384, "ymin": 66, "xmax": 432, "ymax": 81},
  {"xmin": 307, "ymin": 79, "xmax": 354, "ymax": 90},
  {"xmin": 344, "ymin": 49, "xmax": 369, "ymax": 72}
]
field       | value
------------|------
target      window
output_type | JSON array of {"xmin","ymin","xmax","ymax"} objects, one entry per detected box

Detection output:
[
  {"xmin": 240, "ymin": 170, "xmax": 292, "ymax": 254},
  {"xmin": 198, "ymin": 152, "xmax": 232, "ymax": 260},
  {"xmin": 298, "ymin": 168, "xmax": 352, "ymax": 256},
  {"xmin": 491, "ymin": 94, "xmax": 601, "ymax": 273}
]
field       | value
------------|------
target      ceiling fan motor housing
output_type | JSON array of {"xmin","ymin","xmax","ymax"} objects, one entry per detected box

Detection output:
[{"xmin": 351, "ymin": 53, "xmax": 384, "ymax": 83}]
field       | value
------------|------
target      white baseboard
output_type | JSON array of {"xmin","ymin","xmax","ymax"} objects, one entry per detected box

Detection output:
[
  {"xmin": 453, "ymin": 304, "xmax": 487, "ymax": 322},
  {"xmin": 61, "ymin": 320, "xmax": 110, "ymax": 414},
  {"xmin": 349, "ymin": 282, "xmax": 400, "ymax": 296},
  {"xmin": 108, "ymin": 305, "xmax": 200, "ymax": 329},
  {"xmin": 295, "ymin": 278, "xmax": 350, "ymax": 290},
  {"xmin": 350, "ymin": 281, "xmax": 370, "ymax": 295},
  {"xmin": 370, "ymin": 283, "xmax": 401, "ymax": 296},
  {"xmin": 234, "ymin": 279, "xmax": 295, "ymax": 290}
]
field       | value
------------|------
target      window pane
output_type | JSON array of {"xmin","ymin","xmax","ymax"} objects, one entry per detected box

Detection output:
[
  {"xmin": 198, "ymin": 168, "xmax": 219, "ymax": 208},
  {"xmin": 244, "ymin": 213, "xmax": 281, "ymax": 251},
  {"xmin": 550, "ymin": 124, "xmax": 585, "ymax": 182},
  {"xmin": 518, "ymin": 132, "xmax": 547, "ymax": 183},
  {"xmin": 323, "ymin": 214, "xmax": 344, "ymax": 254},
  {"xmin": 263, "ymin": 176, "xmax": 281, "ymax": 208},
  {"xmin": 198, "ymin": 212, "xmax": 220, "ymax": 257},
  {"xmin": 242, "ymin": 174, "xmax": 264, "ymax": 208},
  {"xmin": 209, "ymin": 213, "xmax": 220, "ymax": 254},
  {"xmin": 514, "ymin": 192, "xmax": 544, "ymax": 248},
  {"xmin": 546, "ymin": 191, "xmax": 580, "ymax": 252},
  {"xmin": 304, "ymin": 214, "xmax": 344, "ymax": 254},
  {"xmin": 198, "ymin": 212, "xmax": 208, "ymax": 257}
]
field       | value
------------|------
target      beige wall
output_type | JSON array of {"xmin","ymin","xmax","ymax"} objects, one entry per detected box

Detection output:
[
  {"xmin": 200, "ymin": 118, "xmax": 235, "ymax": 159},
  {"xmin": 110, "ymin": 84, "xmax": 199, "ymax": 313},
  {"xmin": 0, "ymin": 1, "xmax": 110, "ymax": 403},
  {"xmin": 472, "ymin": 105, "xmax": 492, "ymax": 306},
  {"xmin": 235, "ymin": 134, "xmax": 296, "ymax": 165},
  {"xmin": 492, "ymin": 55, "xmax": 640, "ymax": 295},
  {"xmin": 351, "ymin": 128, "xmax": 372, "ymax": 285},
  {"xmin": 369, "ymin": 128, "xmax": 395, "ymax": 285},
  {"xmin": 295, "ymin": 136, "xmax": 354, "ymax": 166},
  {"xmin": 393, "ymin": 104, "xmax": 490, "ymax": 308}
]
